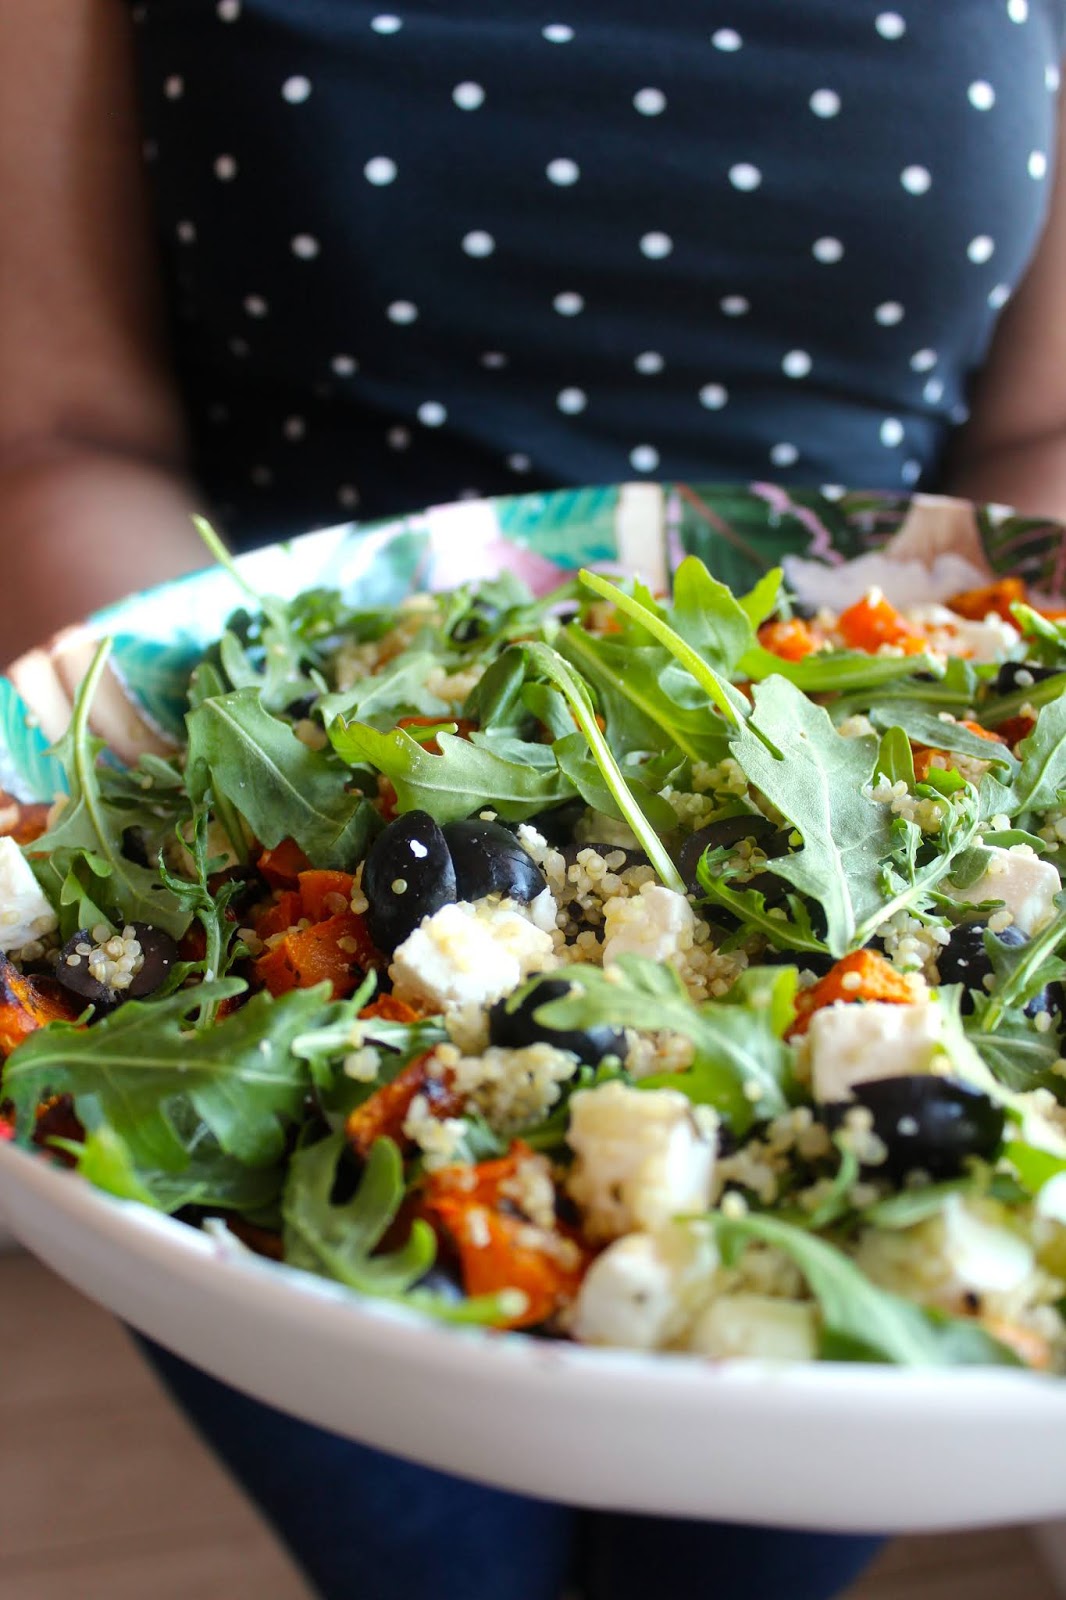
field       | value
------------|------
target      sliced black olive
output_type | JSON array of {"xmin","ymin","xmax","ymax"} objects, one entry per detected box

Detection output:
[
  {"xmin": 362, "ymin": 810, "xmax": 457, "ymax": 953},
  {"xmin": 488, "ymin": 974, "xmax": 626, "ymax": 1065},
  {"xmin": 126, "ymin": 924, "xmax": 179, "ymax": 998},
  {"xmin": 938, "ymin": 921, "xmax": 1060, "ymax": 1020},
  {"xmin": 678, "ymin": 815, "xmax": 779, "ymax": 895},
  {"xmin": 824, "ymin": 1076, "xmax": 1006, "ymax": 1181},
  {"xmin": 757, "ymin": 946, "xmax": 837, "ymax": 978},
  {"xmin": 993, "ymin": 661, "xmax": 1062, "ymax": 695},
  {"xmin": 441, "ymin": 819, "xmax": 546, "ymax": 904},
  {"xmin": 55, "ymin": 930, "xmax": 115, "ymax": 1007},
  {"xmin": 527, "ymin": 799, "xmax": 585, "ymax": 848},
  {"xmin": 55, "ymin": 922, "xmax": 178, "ymax": 1008}
]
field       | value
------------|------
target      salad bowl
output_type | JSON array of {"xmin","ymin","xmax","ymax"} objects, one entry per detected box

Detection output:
[{"xmin": 4, "ymin": 481, "xmax": 1066, "ymax": 1531}]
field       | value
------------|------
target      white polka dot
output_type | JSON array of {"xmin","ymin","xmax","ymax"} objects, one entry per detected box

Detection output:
[
  {"xmin": 418, "ymin": 401, "xmax": 447, "ymax": 427},
  {"xmin": 387, "ymin": 300, "xmax": 418, "ymax": 324},
  {"xmin": 508, "ymin": 453, "xmax": 533, "ymax": 473},
  {"xmin": 557, "ymin": 387, "xmax": 588, "ymax": 414},
  {"xmin": 543, "ymin": 24, "xmax": 574, "ymax": 43},
  {"xmin": 217, "ymin": 0, "xmax": 241, "ymax": 18},
  {"xmin": 251, "ymin": 465, "xmax": 273, "ymax": 486},
  {"xmin": 821, "ymin": 484, "xmax": 845, "ymax": 500},
  {"xmin": 770, "ymin": 443, "xmax": 799, "ymax": 467},
  {"xmin": 458, "ymin": 488, "xmax": 482, "ymax": 501},
  {"xmin": 214, "ymin": 154, "xmax": 238, "ymax": 181},
  {"xmin": 228, "ymin": 337, "xmax": 250, "ymax": 358},
  {"xmin": 901, "ymin": 165, "xmax": 931, "ymax": 194},
  {"xmin": 462, "ymin": 230, "xmax": 496, "ymax": 257},
  {"xmin": 282, "ymin": 75, "xmax": 312, "ymax": 104},
  {"xmin": 968, "ymin": 80, "xmax": 996, "ymax": 110},
  {"xmin": 371, "ymin": 14, "xmax": 403, "ymax": 33},
  {"xmin": 635, "ymin": 351, "xmax": 664, "ymax": 374},
  {"xmin": 164, "ymin": 74, "xmax": 184, "ymax": 99},
  {"xmin": 453, "ymin": 81, "xmax": 485, "ymax": 110},
  {"xmin": 283, "ymin": 415, "xmax": 306, "ymax": 441},
  {"xmin": 699, "ymin": 383, "xmax": 728, "ymax": 409},
  {"xmin": 634, "ymin": 87, "xmax": 667, "ymax": 115},
  {"xmin": 875, "ymin": 12, "xmax": 906, "ymax": 39},
  {"xmin": 923, "ymin": 377, "xmax": 944, "ymax": 404},
  {"xmin": 291, "ymin": 233, "xmax": 321, "ymax": 259},
  {"xmin": 809, "ymin": 89, "xmax": 841, "ymax": 118},
  {"xmin": 1008, "ymin": 0, "xmax": 1028, "ymax": 21},
  {"xmin": 720, "ymin": 295, "xmax": 749, "ymax": 316},
  {"xmin": 640, "ymin": 231, "xmax": 674, "ymax": 259},
  {"xmin": 338, "ymin": 485, "xmax": 360, "ymax": 509},
  {"xmin": 988, "ymin": 283, "xmax": 1012, "ymax": 309},
  {"xmin": 875, "ymin": 301, "xmax": 905, "ymax": 325},
  {"xmin": 1047, "ymin": 64, "xmax": 1061, "ymax": 92},
  {"xmin": 901, "ymin": 460, "xmax": 922, "ymax": 486},
  {"xmin": 967, "ymin": 234, "xmax": 995, "ymax": 263},
  {"xmin": 950, "ymin": 403, "xmax": 970, "ymax": 425},
  {"xmin": 630, "ymin": 445, "xmax": 660, "ymax": 473},
  {"xmin": 331, "ymin": 354, "xmax": 358, "ymax": 376},
  {"xmin": 553, "ymin": 291, "xmax": 585, "ymax": 316},
  {"xmin": 910, "ymin": 348, "xmax": 937, "ymax": 371},
  {"xmin": 547, "ymin": 158, "xmax": 580, "ymax": 186},
  {"xmin": 880, "ymin": 417, "xmax": 905, "ymax": 447},
  {"xmin": 365, "ymin": 156, "xmax": 398, "ymax": 186},
  {"xmin": 388, "ymin": 426, "xmax": 411, "ymax": 449},
  {"xmin": 480, "ymin": 351, "xmax": 508, "ymax": 368},
  {"xmin": 729, "ymin": 162, "xmax": 762, "ymax": 191},
  {"xmin": 812, "ymin": 236, "xmax": 844, "ymax": 263},
  {"xmin": 176, "ymin": 220, "xmax": 197, "ymax": 244},
  {"xmin": 711, "ymin": 28, "xmax": 743, "ymax": 51},
  {"xmin": 1029, "ymin": 149, "xmax": 1048, "ymax": 180},
  {"xmin": 782, "ymin": 349, "xmax": 812, "ymax": 379},
  {"xmin": 243, "ymin": 294, "xmax": 268, "ymax": 317}
]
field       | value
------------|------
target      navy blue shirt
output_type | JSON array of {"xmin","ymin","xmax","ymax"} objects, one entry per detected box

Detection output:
[{"xmin": 128, "ymin": 1, "xmax": 1066, "ymax": 544}]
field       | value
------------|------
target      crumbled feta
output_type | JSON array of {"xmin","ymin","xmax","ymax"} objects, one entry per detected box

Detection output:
[
  {"xmin": 389, "ymin": 899, "xmax": 555, "ymax": 1011},
  {"xmin": 568, "ymin": 1222, "xmax": 718, "ymax": 1349},
  {"xmin": 685, "ymin": 1293, "xmax": 819, "ymax": 1361},
  {"xmin": 808, "ymin": 1000, "xmax": 946, "ymax": 1103},
  {"xmin": 0, "ymin": 836, "xmax": 58, "ymax": 952},
  {"xmin": 601, "ymin": 883, "xmax": 696, "ymax": 969},
  {"xmin": 942, "ymin": 845, "xmax": 1060, "ymax": 936},
  {"xmin": 940, "ymin": 613, "xmax": 1021, "ymax": 664},
  {"xmin": 525, "ymin": 886, "xmax": 560, "ymax": 934},
  {"xmin": 566, "ymin": 1080, "xmax": 717, "ymax": 1241}
]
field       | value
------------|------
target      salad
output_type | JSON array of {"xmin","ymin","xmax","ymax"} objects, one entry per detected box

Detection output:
[{"xmin": 4, "ymin": 524, "xmax": 1066, "ymax": 1373}]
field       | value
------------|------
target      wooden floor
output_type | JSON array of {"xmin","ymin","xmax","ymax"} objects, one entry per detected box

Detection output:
[{"xmin": 0, "ymin": 1251, "xmax": 1059, "ymax": 1600}]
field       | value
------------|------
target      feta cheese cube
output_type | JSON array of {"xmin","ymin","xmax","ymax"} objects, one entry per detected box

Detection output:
[
  {"xmin": 808, "ymin": 1000, "xmax": 945, "ymax": 1104},
  {"xmin": 855, "ymin": 1194, "xmax": 1034, "ymax": 1312},
  {"xmin": 685, "ymin": 1293, "xmax": 819, "ymax": 1362},
  {"xmin": 566, "ymin": 1080, "xmax": 717, "ymax": 1241},
  {"xmin": 942, "ymin": 846, "xmax": 1059, "ymax": 936},
  {"xmin": 389, "ymin": 900, "xmax": 555, "ymax": 1011},
  {"xmin": 601, "ymin": 883, "xmax": 695, "ymax": 968},
  {"xmin": 568, "ymin": 1222, "xmax": 718, "ymax": 1350},
  {"xmin": 940, "ymin": 613, "xmax": 1021, "ymax": 664},
  {"xmin": 0, "ymin": 836, "xmax": 58, "ymax": 952}
]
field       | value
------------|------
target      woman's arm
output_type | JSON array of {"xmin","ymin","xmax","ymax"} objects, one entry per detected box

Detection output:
[
  {"xmin": 0, "ymin": 0, "xmax": 206, "ymax": 662},
  {"xmin": 946, "ymin": 87, "xmax": 1066, "ymax": 518}
]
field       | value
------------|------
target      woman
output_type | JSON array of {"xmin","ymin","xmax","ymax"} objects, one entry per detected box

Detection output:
[{"xmin": 2, "ymin": 3, "xmax": 1065, "ymax": 1595}]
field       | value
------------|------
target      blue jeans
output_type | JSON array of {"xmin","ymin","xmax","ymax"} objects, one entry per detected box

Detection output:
[{"xmin": 136, "ymin": 1338, "xmax": 883, "ymax": 1600}]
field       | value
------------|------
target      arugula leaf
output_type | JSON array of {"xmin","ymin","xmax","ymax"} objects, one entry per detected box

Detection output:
[
  {"xmin": 726, "ymin": 679, "xmax": 897, "ymax": 955},
  {"xmin": 867, "ymin": 706, "xmax": 1017, "ymax": 773},
  {"xmin": 29, "ymin": 641, "xmax": 192, "ymax": 941},
  {"xmin": 534, "ymin": 956, "xmax": 790, "ymax": 1130},
  {"xmin": 50, "ymin": 1124, "xmax": 284, "ymax": 1215},
  {"xmin": 710, "ymin": 1212, "xmax": 1020, "ymax": 1367},
  {"xmin": 1005, "ymin": 1140, "xmax": 1066, "ymax": 1196},
  {"xmin": 980, "ymin": 897, "xmax": 1066, "ymax": 1030},
  {"xmin": 1010, "ymin": 696, "xmax": 1066, "ymax": 817},
  {"xmin": 552, "ymin": 732, "xmax": 679, "ymax": 834},
  {"xmin": 737, "ymin": 645, "xmax": 945, "ymax": 695},
  {"xmin": 282, "ymin": 1133, "xmax": 511, "ymax": 1323},
  {"xmin": 694, "ymin": 847, "xmax": 829, "ymax": 955},
  {"xmin": 669, "ymin": 555, "xmax": 756, "ymax": 672},
  {"xmin": 156, "ymin": 809, "xmax": 252, "ymax": 1021},
  {"xmin": 185, "ymin": 687, "xmax": 375, "ymax": 868},
  {"xmin": 2, "ymin": 980, "xmax": 324, "ymax": 1171},
  {"xmin": 875, "ymin": 726, "xmax": 916, "ymax": 788},
  {"xmin": 330, "ymin": 719, "xmax": 572, "ymax": 822},
  {"xmin": 317, "ymin": 651, "xmax": 449, "ymax": 729},
  {"xmin": 560, "ymin": 627, "xmax": 731, "ymax": 764},
  {"xmin": 862, "ymin": 1182, "xmax": 972, "ymax": 1230}
]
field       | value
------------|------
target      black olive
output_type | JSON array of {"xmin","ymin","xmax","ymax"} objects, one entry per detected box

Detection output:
[
  {"xmin": 488, "ymin": 974, "xmax": 626, "ymax": 1065},
  {"xmin": 55, "ymin": 922, "xmax": 178, "ymax": 1008},
  {"xmin": 362, "ymin": 811, "xmax": 457, "ymax": 953},
  {"xmin": 757, "ymin": 946, "xmax": 837, "ymax": 978},
  {"xmin": 937, "ymin": 921, "xmax": 1059, "ymax": 1020},
  {"xmin": 441, "ymin": 819, "xmax": 546, "ymax": 904},
  {"xmin": 526, "ymin": 799, "xmax": 586, "ymax": 848},
  {"xmin": 285, "ymin": 694, "xmax": 319, "ymax": 721},
  {"xmin": 450, "ymin": 602, "xmax": 502, "ymax": 644},
  {"xmin": 678, "ymin": 815, "xmax": 779, "ymax": 895},
  {"xmin": 993, "ymin": 661, "xmax": 1062, "ymax": 695},
  {"xmin": 824, "ymin": 1076, "xmax": 1006, "ymax": 1181}
]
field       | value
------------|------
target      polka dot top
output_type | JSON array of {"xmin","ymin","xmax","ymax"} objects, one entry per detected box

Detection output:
[{"xmin": 128, "ymin": 1, "xmax": 1066, "ymax": 546}]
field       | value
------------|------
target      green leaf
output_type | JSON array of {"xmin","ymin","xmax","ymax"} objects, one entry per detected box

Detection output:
[
  {"xmin": 560, "ymin": 627, "xmax": 730, "ymax": 764},
  {"xmin": 185, "ymin": 687, "xmax": 375, "ymax": 868},
  {"xmin": 979, "ymin": 897, "xmax": 1066, "ymax": 1030},
  {"xmin": 736, "ymin": 569, "xmax": 784, "ymax": 629},
  {"xmin": 29, "ymin": 641, "xmax": 193, "ymax": 941},
  {"xmin": 330, "ymin": 719, "xmax": 572, "ymax": 823},
  {"xmin": 317, "ymin": 650, "xmax": 449, "ymax": 729},
  {"xmin": 669, "ymin": 555, "xmax": 756, "ymax": 673},
  {"xmin": 710, "ymin": 1212, "xmax": 1020, "ymax": 1367},
  {"xmin": 552, "ymin": 732, "xmax": 679, "ymax": 833},
  {"xmin": 738, "ymin": 646, "xmax": 945, "ymax": 695},
  {"xmin": 875, "ymin": 725, "xmax": 917, "ymax": 789},
  {"xmin": 2, "ymin": 980, "xmax": 324, "ymax": 1171},
  {"xmin": 695, "ymin": 847, "xmax": 829, "ymax": 956},
  {"xmin": 1005, "ymin": 1140, "xmax": 1066, "ymax": 1196},
  {"xmin": 867, "ymin": 706, "xmax": 1017, "ymax": 774},
  {"xmin": 50, "ymin": 1124, "xmax": 283, "ymax": 1215},
  {"xmin": 1011, "ymin": 696, "xmax": 1066, "ymax": 817}
]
